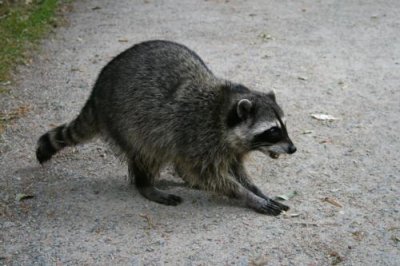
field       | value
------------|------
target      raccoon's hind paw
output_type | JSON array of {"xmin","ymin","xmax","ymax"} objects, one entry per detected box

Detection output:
[
  {"xmin": 163, "ymin": 194, "xmax": 183, "ymax": 206},
  {"xmin": 138, "ymin": 187, "xmax": 183, "ymax": 206}
]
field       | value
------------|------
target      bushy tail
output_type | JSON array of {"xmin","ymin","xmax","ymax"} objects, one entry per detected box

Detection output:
[{"xmin": 36, "ymin": 101, "xmax": 97, "ymax": 164}]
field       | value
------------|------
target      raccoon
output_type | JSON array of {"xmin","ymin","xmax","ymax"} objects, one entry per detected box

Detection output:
[{"xmin": 36, "ymin": 40, "xmax": 296, "ymax": 215}]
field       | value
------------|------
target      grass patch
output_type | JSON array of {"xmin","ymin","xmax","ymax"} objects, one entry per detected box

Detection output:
[
  {"xmin": 0, "ymin": 0, "xmax": 61, "ymax": 83},
  {"xmin": 0, "ymin": 0, "xmax": 67, "ymax": 134}
]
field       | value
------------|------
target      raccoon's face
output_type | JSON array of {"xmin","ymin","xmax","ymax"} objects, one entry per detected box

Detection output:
[{"xmin": 226, "ymin": 90, "xmax": 296, "ymax": 159}]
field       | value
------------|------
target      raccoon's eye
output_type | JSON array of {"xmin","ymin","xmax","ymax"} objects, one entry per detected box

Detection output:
[
  {"xmin": 254, "ymin": 126, "xmax": 282, "ymax": 144},
  {"xmin": 266, "ymin": 127, "xmax": 282, "ymax": 140}
]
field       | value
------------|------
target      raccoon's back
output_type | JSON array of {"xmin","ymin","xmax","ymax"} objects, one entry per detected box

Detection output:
[
  {"xmin": 91, "ymin": 40, "xmax": 221, "ymax": 155},
  {"xmin": 94, "ymin": 40, "xmax": 213, "ymax": 99}
]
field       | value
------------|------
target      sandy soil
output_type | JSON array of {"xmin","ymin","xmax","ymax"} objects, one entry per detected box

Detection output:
[{"xmin": 1, "ymin": 0, "xmax": 399, "ymax": 265}]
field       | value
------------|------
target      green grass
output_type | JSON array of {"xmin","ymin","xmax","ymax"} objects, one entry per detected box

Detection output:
[
  {"xmin": 0, "ymin": 0, "xmax": 65, "ymax": 133},
  {"xmin": 0, "ymin": 0, "xmax": 60, "ymax": 83}
]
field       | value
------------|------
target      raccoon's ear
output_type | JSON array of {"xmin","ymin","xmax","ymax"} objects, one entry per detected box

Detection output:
[
  {"xmin": 266, "ymin": 89, "xmax": 276, "ymax": 102},
  {"xmin": 237, "ymin": 99, "xmax": 252, "ymax": 119}
]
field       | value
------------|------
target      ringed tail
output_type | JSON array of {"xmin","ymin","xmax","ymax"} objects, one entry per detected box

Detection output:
[{"xmin": 36, "ymin": 100, "xmax": 97, "ymax": 164}]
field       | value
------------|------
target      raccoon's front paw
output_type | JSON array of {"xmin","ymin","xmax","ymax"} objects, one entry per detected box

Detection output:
[
  {"xmin": 269, "ymin": 198, "xmax": 290, "ymax": 212},
  {"xmin": 251, "ymin": 198, "xmax": 289, "ymax": 216}
]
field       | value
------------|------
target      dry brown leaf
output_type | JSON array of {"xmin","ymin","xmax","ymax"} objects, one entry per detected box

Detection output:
[
  {"xmin": 323, "ymin": 197, "xmax": 342, "ymax": 208},
  {"xmin": 352, "ymin": 231, "xmax": 365, "ymax": 241},
  {"xmin": 320, "ymin": 139, "xmax": 333, "ymax": 144},
  {"xmin": 139, "ymin": 213, "xmax": 156, "ymax": 229},
  {"xmin": 329, "ymin": 251, "xmax": 344, "ymax": 265}
]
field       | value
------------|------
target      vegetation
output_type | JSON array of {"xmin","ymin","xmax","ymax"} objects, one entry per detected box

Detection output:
[
  {"xmin": 0, "ymin": 0, "xmax": 60, "ymax": 82},
  {"xmin": 0, "ymin": 0, "xmax": 64, "ymax": 133}
]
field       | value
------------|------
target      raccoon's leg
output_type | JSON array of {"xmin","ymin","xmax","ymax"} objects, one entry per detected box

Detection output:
[
  {"xmin": 229, "ymin": 161, "xmax": 289, "ymax": 212},
  {"xmin": 129, "ymin": 156, "xmax": 182, "ymax": 206},
  {"xmin": 206, "ymin": 176, "xmax": 285, "ymax": 216},
  {"xmin": 36, "ymin": 101, "xmax": 97, "ymax": 164}
]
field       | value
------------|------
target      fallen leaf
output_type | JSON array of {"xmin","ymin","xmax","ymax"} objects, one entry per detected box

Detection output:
[
  {"xmin": 0, "ymin": 81, "xmax": 11, "ymax": 86},
  {"xmin": 283, "ymin": 212, "xmax": 301, "ymax": 218},
  {"xmin": 258, "ymin": 33, "xmax": 273, "ymax": 41},
  {"xmin": 302, "ymin": 130, "xmax": 313, "ymax": 134},
  {"xmin": 352, "ymin": 231, "xmax": 365, "ymax": 241},
  {"xmin": 322, "ymin": 197, "xmax": 342, "ymax": 208},
  {"xmin": 391, "ymin": 235, "xmax": 400, "ymax": 243},
  {"xmin": 329, "ymin": 251, "xmax": 344, "ymax": 265},
  {"xmin": 311, "ymin": 113, "xmax": 338, "ymax": 121},
  {"xmin": 293, "ymin": 222, "xmax": 319, "ymax": 227},
  {"xmin": 139, "ymin": 213, "xmax": 155, "ymax": 229},
  {"xmin": 275, "ymin": 191, "xmax": 298, "ymax": 201},
  {"xmin": 16, "ymin": 193, "xmax": 34, "ymax": 202}
]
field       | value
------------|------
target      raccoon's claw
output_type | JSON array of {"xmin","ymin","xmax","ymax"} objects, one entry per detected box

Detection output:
[
  {"xmin": 269, "ymin": 198, "xmax": 290, "ymax": 211},
  {"xmin": 255, "ymin": 202, "xmax": 282, "ymax": 216}
]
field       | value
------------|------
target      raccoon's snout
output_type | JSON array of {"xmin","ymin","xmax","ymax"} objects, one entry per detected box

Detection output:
[
  {"xmin": 287, "ymin": 143, "xmax": 297, "ymax": 154},
  {"xmin": 263, "ymin": 141, "xmax": 296, "ymax": 159}
]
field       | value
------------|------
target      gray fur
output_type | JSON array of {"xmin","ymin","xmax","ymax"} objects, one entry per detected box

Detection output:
[{"xmin": 36, "ymin": 40, "xmax": 296, "ymax": 215}]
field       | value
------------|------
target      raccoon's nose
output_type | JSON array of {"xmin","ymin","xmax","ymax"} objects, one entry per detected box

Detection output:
[{"xmin": 287, "ymin": 144, "xmax": 297, "ymax": 154}]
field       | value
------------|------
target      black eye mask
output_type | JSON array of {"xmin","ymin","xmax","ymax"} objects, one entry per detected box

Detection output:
[
  {"xmin": 251, "ymin": 109, "xmax": 289, "ymax": 148},
  {"xmin": 253, "ymin": 126, "xmax": 283, "ymax": 144},
  {"xmin": 273, "ymin": 108, "xmax": 288, "ymax": 137}
]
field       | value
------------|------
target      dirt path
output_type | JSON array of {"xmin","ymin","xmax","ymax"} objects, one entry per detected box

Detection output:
[{"xmin": 1, "ymin": 0, "xmax": 399, "ymax": 264}]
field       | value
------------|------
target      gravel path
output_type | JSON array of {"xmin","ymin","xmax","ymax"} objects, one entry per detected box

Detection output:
[{"xmin": 1, "ymin": 0, "xmax": 399, "ymax": 264}]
